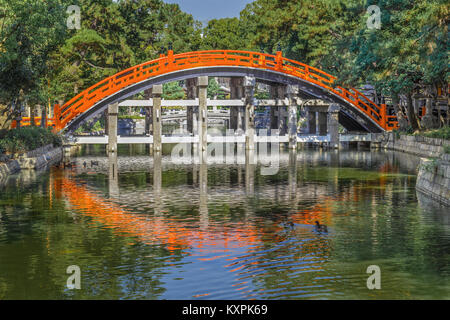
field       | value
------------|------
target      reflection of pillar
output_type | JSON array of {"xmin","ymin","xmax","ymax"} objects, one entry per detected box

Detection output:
[
  {"xmin": 198, "ymin": 76, "xmax": 208, "ymax": 153},
  {"xmin": 153, "ymin": 151, "xmax": 162, "ymax": 215},
  {"xmin": 287, "ymin": 85, "xmax": 298, "ymax": 149},
  {"xmin": 308, "ymin": 110, "xmax": 316, "ymax": 134},
  {"xmin": 244, "ymin": 76, "xmax": 255, "ymax": 150},
  {"xmin": 318, "ymin": 112, "xmax": 327, "ymax": 136},
  {"xmin": 199, "ymin": 160, "xmax": 208, "ymax": 229},
  {"xmin": 245, "ymin": 149, "xmax": 255, "ymax": 195},
  {"xmin": 152, "ymin": 85, "xmax": 163, "ymax": 152},
  {"xmin": 192, "ymin": 164, "xmax": 198, "ymax": 184},
  {"xmin": 237, "ymin": 166, "xmax": 242, "ymax": 186},
  {"xmin": 328, "ymin": 104, "xmax": 340, "ymax": 149},
  {"xmin": 288, "ymin": 149, "xmax": 297, "ymax": 203},
  {"xmin": 328, "ymin": 149, "xmax": 340, "ymax": 191},
  {"xmin": 329, "ymin": 148, "xmax": 340, "ymax": 167},
  {"xmin": 108, "ymin": 102, "xmax": 119, "ymax": 153},
  {"xmin": 108, "ymin": 153, "xmax": 119, "ymax": 198}
]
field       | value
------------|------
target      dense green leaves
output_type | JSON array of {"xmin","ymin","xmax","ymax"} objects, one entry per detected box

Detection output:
[
  {"xmin": 0, "ymin": 127, "xmax": 62, "ymax": 154},
  {"xmin": 0, "ymin": 0, "xmax": 71, "ymax": 116},
  {"xmin": 163, "ymin": 82, "xmax": 185, "ymax": 100}
]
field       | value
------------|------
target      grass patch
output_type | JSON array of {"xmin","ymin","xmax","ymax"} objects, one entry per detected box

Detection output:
[
  {"xmin": 0, "ymin": 127, "xmax": 62, "ymax": 155},
  {"xmin": 416, "ymin": 126, "xmax": 450, "ymax": 140}
]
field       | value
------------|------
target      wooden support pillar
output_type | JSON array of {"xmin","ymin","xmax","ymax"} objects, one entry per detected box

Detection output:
[
  {"xmin": 152, "ymin": 84, "xmax": 163, "ymax": 152},
  {"xmin": 328, "ymin": 104, "xmax": 340, "ymax": 149},
  {"xmin": 279, "ymin": 106, "xmax": 288, "ymax": 136},
  {"xmin": 15, "ymin": 117, "xmax": 21, "ymax": 128},
  {"xmin": 41, "ymin": 105, "xmax": 47, "ymax": 128},
  {"xmin": 244, "ymin": 76, "xmax": 256, "ymax": 150},
  {"xmin": 144, "ymin": 89, "xmax": 153, "ymax": 136},
  {"xmin": 230, "ymin": 77, "xmax": 244, "ymax": 133},
  {"xmin": 287, "ymin": 85, "xmax": 298, "ymax": 149},
  {"xmin": 270, "ymin": 84, "xmax": 287, "ymax": 135},
  {"xmin": 318, "ymin": 112, "xmax": 328, "ymax": 136},
  {"xmin": 104, "ymin": 108, "xmax": 109, "ymax": 135},
  {"xmin": 308, "ymin": 110, "xmax": 316, "ymax": 134},
  {"xmin": 270, "ymin": 106, "xmax": 277, "ymax": 131},
  {"xmin": 269, "ymin": 85, "xmax": 278, "ymax": 133},
  {"xmin": 198, "ymin": 76, "xmax": 208, "ymax": 152},
  {"xmin": 107, "ymin": 102, "xmax": 119, "ymax": 154},
  {"xmin": 186, "ymin": 78, "xmax": 198, "ymax": 134}
]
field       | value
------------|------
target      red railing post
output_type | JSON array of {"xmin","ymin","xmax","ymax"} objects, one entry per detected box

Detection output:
[
  {"xmin": 380, "ymin": 103, "xmax": 387, "ymax": 130},
  {"xmin": 276, "ymin": 46, "xmax": 283, "ymax": 71},
  {"xmin": 54, "ymin": 103, "xmax": 61, "ymax": 130}
]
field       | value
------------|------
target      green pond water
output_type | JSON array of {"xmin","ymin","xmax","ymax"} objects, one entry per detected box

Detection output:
[{"xmin": 0, "ymin": 145, "xmax": 449, "ymax": 299}]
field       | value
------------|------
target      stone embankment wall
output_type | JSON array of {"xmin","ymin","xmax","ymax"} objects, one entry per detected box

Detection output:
[
  {"xmin": 374, "ymin": 133, "xmax": 448, "ymax": 158},
  {"xmin": 0, "ymin": 144, "xmax": 62, "ymax": 184},
  {"xmin": 373, "ymin": 132, "xmax": 449, "ymax": 206},
  {"xmin": 416, "ymin": 154, "xmax": 450, "ymax": 206}
]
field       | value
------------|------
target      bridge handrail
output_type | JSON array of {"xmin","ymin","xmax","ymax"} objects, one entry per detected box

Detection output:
[{"xmin": 13, "ymin": 50, "xmax": 397, "ymax": 131}]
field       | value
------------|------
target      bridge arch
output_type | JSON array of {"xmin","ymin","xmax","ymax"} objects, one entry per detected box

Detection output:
[{"xmin": 18, "ymin": 50, "xmax": 398, "ymax": 133}]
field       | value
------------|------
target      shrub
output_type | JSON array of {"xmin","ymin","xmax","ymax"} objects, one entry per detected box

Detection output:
[
  {"xmin": 421, "ymin": 126, "xmax": 450, "ymax": 140},
  {"xmin": 0, "ymin": 127, "xmax": 62, "ymax": 155}
]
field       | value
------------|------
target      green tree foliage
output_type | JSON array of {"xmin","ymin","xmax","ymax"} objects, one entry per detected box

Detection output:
[
  {"xmin": 163, "ymin": 81, "xmax": 185, "ymax": 100},
  {"xmin": 207, "ymin": 78, "xmax": 226, "ymax": 99},
  {"xmin": 238, "ymin": 0, "xmax": 362, "ymax": 69},
  {"xmin": 49, "ymin": 0, "xmax": 201, "ymax": 103},
  {"xmin": 200, "ymin": 18, "xmax": 248, "ymax": 50},
  {"xmin": 333, "ymin": 0, "xmax": 449, "ymax": 130},
  {"xmin": 0, "ymin": 0, "xmax": 70, "ymax": 119}
]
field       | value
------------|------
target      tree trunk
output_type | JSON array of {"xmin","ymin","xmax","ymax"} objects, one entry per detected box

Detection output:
[
  {"xmin": 406, "ymin": 93, "xmax": 420, "ymax": 131},
  {"xmin": 30, "ymin": 104, "xmax": 36, "ymax": 127},
  {"xmin": 392, "ymin": 94, "xmax": 408, "ymax": 130},
  {"xmin": 392, "ymin": 94, "xmax": 401, "ymax": 116}
]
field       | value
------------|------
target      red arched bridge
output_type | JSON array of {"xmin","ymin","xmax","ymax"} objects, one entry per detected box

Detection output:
[{"xmin": 12, "ymin": 50, "xmax": 398, "ymax": 133}]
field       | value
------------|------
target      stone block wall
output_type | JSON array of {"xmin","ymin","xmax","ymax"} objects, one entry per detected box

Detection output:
[
  {"xmin": 375, "ymin": 132, "xmax": 449, "ymax": 158},
  {"xmin": 373, "ymin": 132, "xmax": 449, "ymax": 206},
  {"xmin": 416, "ymin": 154, "xmax": 450, "ymax": 206},
  {"xmin": 0, "ymin": 144, "xmax": 62, "ymax": 185}
]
